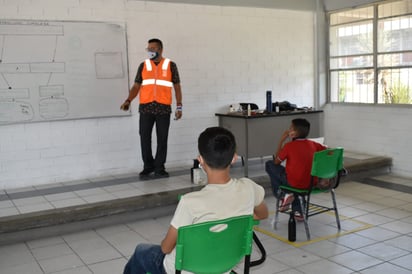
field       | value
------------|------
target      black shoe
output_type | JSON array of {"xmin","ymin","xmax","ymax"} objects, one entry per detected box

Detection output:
[
  {"xmin": 154, "ymin": 170, "xmax": 169, "ymax": 178},
  {"xmin": 139, "ymin": 168, "xmax": 154, "ymax": 178}
]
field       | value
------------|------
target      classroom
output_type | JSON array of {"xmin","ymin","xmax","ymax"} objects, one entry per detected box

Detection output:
[{"xmin": 0, "ymin": 0, "xmax": 411, "ymax": 273}]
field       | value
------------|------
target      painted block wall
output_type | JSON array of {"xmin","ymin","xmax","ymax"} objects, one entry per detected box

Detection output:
[
  {"xmin": 0, "ymin": 0, "xmax": 315, "ymax": 189},
  {"xmin": 324, "ymin": 104, "xmax": 412, "ymax": 178}
]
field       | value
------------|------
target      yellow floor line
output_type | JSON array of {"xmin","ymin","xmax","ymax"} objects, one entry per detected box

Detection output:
[{"xmin": 254, "ymin": 212, "xmax": 374, "ymax": 247}]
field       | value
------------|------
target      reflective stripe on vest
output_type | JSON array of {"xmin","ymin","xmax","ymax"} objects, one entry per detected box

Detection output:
[
  {"xmin": 140, "ymin": 58, "xmax": 173, "ymax": 104},
  {"xmin": 144, "ymin": 58, "xmax": 170, "ymax": 72},
  {"xmin": 141, "ymin": 79, "xmax": 173, "ymax": 87}
]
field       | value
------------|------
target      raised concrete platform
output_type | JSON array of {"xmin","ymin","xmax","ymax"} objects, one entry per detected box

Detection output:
[{"xmin": 0, "ymin": 151, "xmax": 393, "ymax": 245}]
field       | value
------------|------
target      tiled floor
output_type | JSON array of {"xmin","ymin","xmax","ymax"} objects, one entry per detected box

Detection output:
[{"xmin": 0, "ymin": 157, "xmax": 411, "ymax": 274}]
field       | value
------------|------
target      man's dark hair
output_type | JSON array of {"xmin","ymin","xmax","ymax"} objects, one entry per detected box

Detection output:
[
  {"xmin": 198, "ymin": 127, "xmax": 236, "ymax": 169},
  {"xmin": 148, "ymin": 38, "xmax": 163, "ymax": 49},
  {"xmin": 292, "ymin": 118, "xmax": 310, "ymax": 138}
]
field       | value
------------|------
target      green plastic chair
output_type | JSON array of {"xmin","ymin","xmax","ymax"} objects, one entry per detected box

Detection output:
[
  {"xmin": 273, "ymin": 148, "xmax": 345, "ymax": 240},
  {"xmin": 175, "ymin": 215, "xmax": 256, "ymax": 274}
]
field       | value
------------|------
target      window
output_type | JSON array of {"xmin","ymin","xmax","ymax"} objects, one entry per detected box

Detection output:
[{"xmin": 329, "ymin": 0, "xmax": 412, "ymax": 104}]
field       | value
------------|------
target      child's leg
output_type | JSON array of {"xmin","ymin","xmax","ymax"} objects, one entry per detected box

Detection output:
[
  {"xmin": 123, "ymin": 243, "xmax": 166, "ymax": 274},
  {"xmin": 265, "ymin": 161, "xmax": 287, "ymax": 198}
]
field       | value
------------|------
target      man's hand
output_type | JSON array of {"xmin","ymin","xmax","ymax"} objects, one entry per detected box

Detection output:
[
  {"xmin": 120, "ymin": 100, "xmax": 130, "ymax": 111},
  {"xmin": 174, "ymin": 106, "xmax": 182, "ymax": 120}
]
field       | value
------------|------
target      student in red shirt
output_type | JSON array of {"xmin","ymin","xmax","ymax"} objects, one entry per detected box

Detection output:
[{"xmin": 265, "ymin": 118, "xmax": 326, "ymax": 219}]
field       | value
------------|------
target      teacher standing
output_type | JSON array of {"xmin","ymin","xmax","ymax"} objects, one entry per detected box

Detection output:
[{"xmin": 121, "ymin": 38, "xmax": 183, "ymax": 179}]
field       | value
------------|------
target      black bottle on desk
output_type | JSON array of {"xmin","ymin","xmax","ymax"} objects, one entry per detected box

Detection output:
[
  {"xmin": 190, "ymin": 159, "xmax": 200, "ymax": 183},
  {"xmin": 266, "ymin": 90, "xmax": 272, "ymax": 113},
  {"xmin": 288, "ymin": 212, "xmax": 296, "ymax": 242}
]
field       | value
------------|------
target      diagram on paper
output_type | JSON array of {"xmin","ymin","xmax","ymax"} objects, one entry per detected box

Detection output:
[{"xmin": 0, "ymin": 20, "xmax": 129, "ymax": 125}]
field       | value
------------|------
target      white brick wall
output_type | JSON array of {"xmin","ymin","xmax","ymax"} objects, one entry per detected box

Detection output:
[
  {"xmin": 324, "ymin": 104, "xmax": 412, "ymax": 177},
  {"xmin": 0, "ymin": 0, "xmax": 315, "ymax": 188}
]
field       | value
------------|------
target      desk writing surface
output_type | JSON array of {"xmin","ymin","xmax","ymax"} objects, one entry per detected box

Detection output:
[{"xmin": 216, "ymin": 110, "xmax": 323, "ymax": 176}]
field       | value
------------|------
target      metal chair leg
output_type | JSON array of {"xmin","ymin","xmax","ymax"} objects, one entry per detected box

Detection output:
[
  {"xmin": 250, "ymin": 232, "xmax": 266, "ymax": 267},
  {"xmin": 331, "ymin": 189, "xmax": 341, "ymax": 230},
  {"xmin": 298, "ymin": 195, "xmax": 310, "ymax": 240},
  {"xmin": 273, "ymin": 196, "xmax": 281, "ymax": 230},
  {"xmin": 273, "ymin": 189, "xmax": 282, "ymax": 230}
]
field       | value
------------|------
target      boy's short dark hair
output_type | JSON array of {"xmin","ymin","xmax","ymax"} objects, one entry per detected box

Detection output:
[
  {"xmin": 148, "ymin": 38, "xmax": 163, "ymax": 49},
  {"xmin": 198, "ymin": 127, "xmax": 236, "ymax": 169},
  {"xmin": 292, "ymin": 118, "xmax": 310, "ymax": 138}
]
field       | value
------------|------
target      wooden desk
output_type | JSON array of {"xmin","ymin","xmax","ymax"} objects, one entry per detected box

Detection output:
[{"xmin": 216, "ymin": 110, "xmax": 324, "ymax": 177}]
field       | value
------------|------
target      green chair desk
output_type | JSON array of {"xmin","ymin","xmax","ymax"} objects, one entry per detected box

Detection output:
[
  {"xmin": 273, "ymin": 147, "xmax": 345, "ymax": 240},
  {"xmin": 175, "ymin": 215, "xmax": 265, "ymax": 274}
]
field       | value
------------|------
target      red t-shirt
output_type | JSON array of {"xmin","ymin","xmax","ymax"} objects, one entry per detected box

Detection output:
[{"xmin": 277, "ymin": 139, "xmax": 326, "ymax": 189}]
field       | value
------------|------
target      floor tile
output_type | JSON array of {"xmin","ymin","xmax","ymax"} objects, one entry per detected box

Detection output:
[
  {"xmin": 360, "ymin": 262, "xmax": 412, "ymax": 274},
  {"xmin": 74, "ymin": 188, "xmax": 108, "ymax": 197},
  {"xmin": 50, "ymin": 265, "xmax": 93, "ymax": 274},
  {"xmin": 17, "ymin": 202, "xmax": 54, "ymax": 214},
  {"xmin": 329, "ymin": 233, "xmax": 377, "ymax": 249},
  {"xmin": 0, "ymin": 243, "xmax": 36, "ymax": 268},
  {"xmin": 389, "ymin": 253, "xmax": 412, "ymax": 270},
  {"xmin": 376, "ymin": 208, "xmax": 411, "ymax": 219},
  {"xmin": 352, "ymin": 201, "xmax": 387, "ymax": 212},
  {"xmin": 353, "ymin": 212, "xmax": 394, "ymax": 225},
  {"xmin": 99, "ymin": 229, "xmax": 146, "ymax": 257},
  {"xmin": 384, "ymin": 235, "xmax": 412, "ymax": 251},
  {"xmin": 267, "ymin": 248, "xmax": 322, "ymax": 267},
  {"xmin": 87, "ymin": 257, "xmax": 127, "ymax": 274},
  {"xmin": 31, "ymin": 243, "xmax": 74, "ymax": 260},
  {"xmin": 355, "ymin": 226, "xmax": 401, "ymax": 241},
  {"xmin": 297, "ymin": 259, "xmax": 353, "ymax": 274},
  {"xmin": 126, "ymin": 218, "xmax": 170, "ymax": 240},
  {"xmin": 0, "ymin": 262, "xmax": 44, "ymax": 274},
  {"xmin": 82, "ymin": 193, "xmax": 117, "ymax": 203},
  {"xmin": 6, "ymin": 186, "xmax": 36, "ymax": 194},
  {"xmin": 0, "ymin": 200, "xmax": 14, "ymax": 209},
  {"xmin": 75, "ymin": 246, "xmax": 122, "ymax": 265},
  {"xmin": 50, "ymin": 197, "xmax": 88, "ymax": 208},
  {"xmin": 0, "ymin": 206, "xmax": 20, "ymax": 217},
  {"xmin": 240, "ymin": 256, "xmax": 290, "ymax": 274},
  {"xmin": 0, "ymin": 169, "xmax": 411, "ymax": 274},
  {"xmin": 102, "ymin": 183, "xmax": 135, "ymax": 193},
  {"xmin": 358, "ymin": 242, "xmax": 409, "ymax": 261},
  {"xmin": 26, "ymin": 236, "xmax": 66, "ymax": 249},
  {"xmin": 12, "ymin": 196, "xmax": 48, "ymax": 206},
  {"xmin": 44, "ymin": 192, "xmax": 78, "ymax": 202},
  {"xmin": 301, "ymin": 240, "xmax": 351, "ymax": 258},
  {"xmin": 329, "ymin": 250, "xmax": 383, "ymax": 271},
  {"xmin": 380, "ymin": 220, "xmax": 412, "ymax": 234},
  {"xmin": 38, "ymin": 253, "xmax": 85, "ymax": 273},
  {"xmin": 111, "ymin": 188, "xmax": 145, "ymax": 199}
]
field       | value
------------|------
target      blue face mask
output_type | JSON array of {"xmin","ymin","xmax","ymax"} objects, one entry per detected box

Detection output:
[{"xmin": 148, "ymin": 51, "xmax": 159, "ymax": 60}]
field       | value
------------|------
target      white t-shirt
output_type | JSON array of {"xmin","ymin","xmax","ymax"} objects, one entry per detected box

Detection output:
[{"xmin": 163, "ymin": 177, "xmax": 265, "ymax": 273}]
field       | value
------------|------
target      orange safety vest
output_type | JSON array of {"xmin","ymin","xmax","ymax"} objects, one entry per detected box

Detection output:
[{"xmin": 140, "ymin": 58, "xmax": 173, "ymax": 105}]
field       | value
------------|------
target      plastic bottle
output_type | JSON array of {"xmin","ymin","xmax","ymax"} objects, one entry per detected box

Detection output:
[
  {"xmin": 247, "ymin": 104, "xmax": 251, "ymax": 116},
  {"xmin": 266, "ymin": 90, "xmax": 272, "ymax": 113},
  {"xmin": 190, "ymin": 159, "xmax": 200, "ymax": 183},
  {"xmin": 288, "ymin": 212, "xmax": 296, "ymax": 242}
]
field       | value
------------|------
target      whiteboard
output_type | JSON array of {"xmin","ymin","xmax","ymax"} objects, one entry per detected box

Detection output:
[{"xmin": 0, "ymin": 20, "xmax": 130, "ymax": 125}]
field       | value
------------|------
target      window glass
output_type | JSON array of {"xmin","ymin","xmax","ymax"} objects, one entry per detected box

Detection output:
[
  {"xmin": 378, "ymin": 68, "xmax": 412, "ymax": 104},
  {"xmin": 378, "ymin": 15, "xmax": 412, "ymax": 52},
  {"xmin": 330, "ymin": 55, "xmax": 373, "ymax": 69},
  {"xmin": 379, "ymin": 0, "xmax": 412, "ymax": 18},
  {"xmin": 330, "ymin": 6, "xmax": 373, "ymax": 25},
  {"xmin": 330, "ymin": 22, "xmax": 373, "ymax": 56},
  {"xmin": 330, "ymin": 70, "xmax": 374, "ymax": 103},
  {"xmin": 329, "ymin": 0, "xmax": 412, "ymax": 105}
]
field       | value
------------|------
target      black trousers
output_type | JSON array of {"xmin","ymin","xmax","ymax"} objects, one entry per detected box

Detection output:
[{"xmin": 139, "ymin": 112, "xmax": 171, "ymax": 172}]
